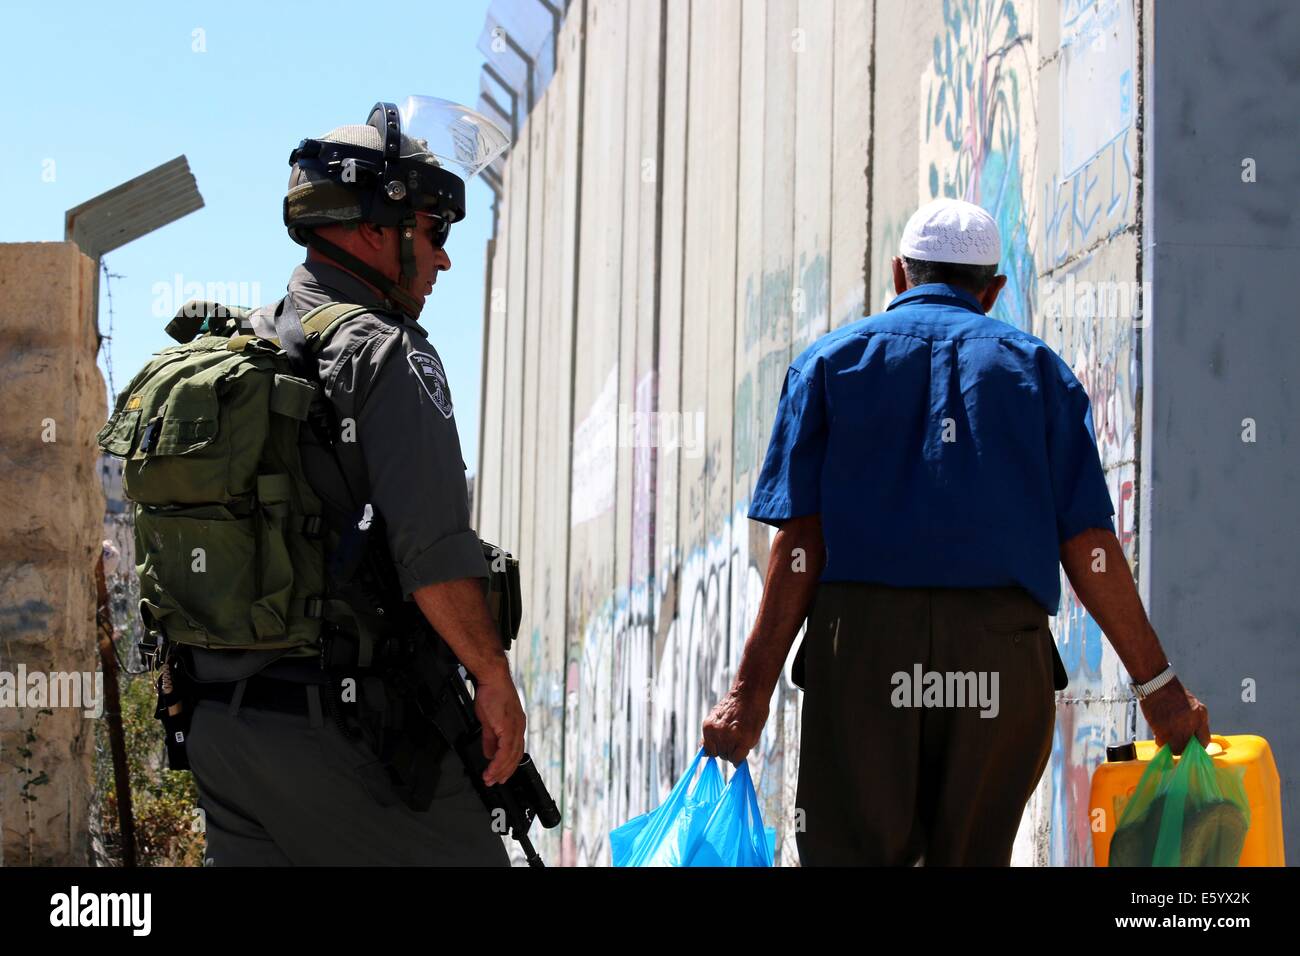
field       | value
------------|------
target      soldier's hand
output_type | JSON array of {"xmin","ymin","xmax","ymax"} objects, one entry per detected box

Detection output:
[
  {"xmin": 701, "ymin": 684, "xmax": 769, "ymax": 766},
  {"xmin": 1140, "ymin": 678, "xmax": 1211, "ymax": 755},
  {"xmin": 475, "ymin": 669, "xmax": 526, "ymax": 787}
]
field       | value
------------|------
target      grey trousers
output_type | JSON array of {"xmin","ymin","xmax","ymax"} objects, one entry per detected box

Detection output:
[
  {"xmin": 795, "ymin": 582, "xmax": 1057, "ymax": 866},
  {"xmin": 187, "ymin": 692, "xmax": 511, "ymax": 866}
]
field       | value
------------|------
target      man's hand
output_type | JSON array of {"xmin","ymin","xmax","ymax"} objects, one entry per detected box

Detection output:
[
  {"xmin": 1140, "ymin": 678, "xmax": 1210, "ymax": 756},
  {"xmin": 702, "ymin": 684, "xmax": 770, "ymax": 766},
  {"xmin": 1059, "ymin": 528, "xmax": 1213, "ymax": 749},
  {"xmin": 699, "ymin": 514, "xmax": 824, "ymax": 766},
  {"xmin": 410, "ymin": 576, "xmax": 527, "ymax": 786},
  {"xmin": 474, "ymin": 668, "xmax": 526, "ymax": 787}
]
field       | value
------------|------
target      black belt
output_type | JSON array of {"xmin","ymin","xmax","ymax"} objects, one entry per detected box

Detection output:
[{"xmin": 192, "ymin": 675, "xmax": 319, "ymax": 716}]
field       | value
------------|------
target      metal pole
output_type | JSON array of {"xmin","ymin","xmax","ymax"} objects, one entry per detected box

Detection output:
[{"xmin": 95, "ymin": 553, "xmax": 135, "ymax": 867}]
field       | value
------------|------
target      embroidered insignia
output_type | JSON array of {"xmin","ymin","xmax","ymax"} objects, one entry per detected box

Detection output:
[{"xmin": 407, "ymin": 350, "xmax": 454, "ymax": 419}]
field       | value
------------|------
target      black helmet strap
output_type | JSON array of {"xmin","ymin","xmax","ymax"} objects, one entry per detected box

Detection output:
[
  {"xmin": 301, "ymin": 229, "xmax": 423, "ymax": 319},
  {"xmin": 366, "ymin": 102, "xmax": 423, "ymax": 312},
  {"xmin": 397, "ymin": 216, "xmax": 419, "ymax": 306}
]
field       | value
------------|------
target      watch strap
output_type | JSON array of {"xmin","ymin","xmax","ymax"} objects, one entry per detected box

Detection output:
[{"xmin": 1133, "ymin": 663, "xmax": 1175, "ymax": 699}]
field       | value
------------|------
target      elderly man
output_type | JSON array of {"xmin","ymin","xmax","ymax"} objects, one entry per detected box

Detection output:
[{"xmin": 702, "ymin": 198, "xmax": 1210, "ymax": 866}]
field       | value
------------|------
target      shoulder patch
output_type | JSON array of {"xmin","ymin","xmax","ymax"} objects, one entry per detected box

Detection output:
[{"xmin": 407, "ymin": 350, "xmax": 454, "ymax": 419}]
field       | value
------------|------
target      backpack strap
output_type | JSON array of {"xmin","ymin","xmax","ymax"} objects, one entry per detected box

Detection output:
[
  {"xmin": 301, "ymin": 302, "xmax": 373, "ymax": 343},
  {"xmin": 273, "ymin": 295, "xmax": 376, "ymax": 542},
  {"xmin": 272, "ymin": 297, "xmax": 378, "ymax": 376}
]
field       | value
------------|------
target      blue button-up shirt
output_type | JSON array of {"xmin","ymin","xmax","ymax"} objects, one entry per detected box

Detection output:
[{"xmin": 748, "ymin": 283, "xmax": 1115, "ymax": 614}]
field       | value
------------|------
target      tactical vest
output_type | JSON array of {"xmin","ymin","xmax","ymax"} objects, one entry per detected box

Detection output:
[{"xmin": 97, "ymin": 299, "xmax": 384, "ymax": 656}]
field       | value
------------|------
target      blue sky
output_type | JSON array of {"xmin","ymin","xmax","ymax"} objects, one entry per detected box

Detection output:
[{"xmin": 0, "ymin": 0, "xmax": 497, "ymax": 473}]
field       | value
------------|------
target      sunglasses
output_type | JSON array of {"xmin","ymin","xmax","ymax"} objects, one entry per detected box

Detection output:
[{"xmin": 415, "ymin": 213, "xmax": 452, "ymax": 249}]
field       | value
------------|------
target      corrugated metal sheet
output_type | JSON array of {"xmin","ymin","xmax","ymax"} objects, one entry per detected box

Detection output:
[{"xmin": 64, "ymin": 155, "xmax": 204, "ymax": 260}]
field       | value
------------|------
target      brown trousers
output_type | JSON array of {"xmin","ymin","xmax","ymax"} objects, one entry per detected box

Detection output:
[{"xmin": 794, "ymin": 582, "xmax": 1059, "ymax": 866}]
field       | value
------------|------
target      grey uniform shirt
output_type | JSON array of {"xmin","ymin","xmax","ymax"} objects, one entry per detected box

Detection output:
[
  {"xmin": 270, "ymin": 259, "xmax": 486, "ymax": 594},
  {"xmin": 191, "ymin": 260, "xmax": 484, "ymax": 682}
]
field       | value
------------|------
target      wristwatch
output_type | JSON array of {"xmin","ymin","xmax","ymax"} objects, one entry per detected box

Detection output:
[{"xmin": 1132, "ymin": 663, "xmax": 1176, "ymax": 699}]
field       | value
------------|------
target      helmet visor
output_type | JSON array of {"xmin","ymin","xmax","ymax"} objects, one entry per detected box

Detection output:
[{"xmin": 397, "ymin": 95, "xmax": 510, "ymax": 180}]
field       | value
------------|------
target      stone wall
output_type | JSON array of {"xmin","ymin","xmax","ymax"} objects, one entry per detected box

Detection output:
[{"xmin": 0, "ymin": 241, "xmax": 106, "ymax": 865}]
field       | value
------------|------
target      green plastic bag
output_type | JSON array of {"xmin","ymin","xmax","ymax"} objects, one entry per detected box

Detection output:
[{"xmin": 1109, "ymin": 737, "xmax": 1251, "ymax": 867}]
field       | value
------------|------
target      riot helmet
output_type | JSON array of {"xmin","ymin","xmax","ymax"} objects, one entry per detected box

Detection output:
[{"xmin": 284, "ymin": 96, "xmax": 509, "ymax": 317}]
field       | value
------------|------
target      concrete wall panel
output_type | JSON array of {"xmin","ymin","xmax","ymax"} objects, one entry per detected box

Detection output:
[
  {"xmin": 477, "ymin": 203, "xmax": 508, "ymax": 543},
  {"xmin": 564, "ymin": 0, "xmax": 630, "ymax": 867},
  {"xmin": 829, "ymin": 0, "xmax": 873, "ymax": 330},
  {"xmin": 474, "ymin": 0, "xmax": 1295, "ymax": 866},
  {"xmin": 502, "ymin": 118, "xmax": 532, "ymax": 556},
  {"xmin": 649, "ymin": 0, "xmax": 692, "ymax": 804},
  {"xmin": 1142, "ymin": 0, "xmax": 1300, "ymax": 859}
]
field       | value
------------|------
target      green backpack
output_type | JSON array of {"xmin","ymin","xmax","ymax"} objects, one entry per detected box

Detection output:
[{"xmin": 97, "ymin": 299, "xmax": 371, "ymax": 653}]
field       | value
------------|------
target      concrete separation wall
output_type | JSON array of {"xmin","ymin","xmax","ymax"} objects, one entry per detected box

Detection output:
[
  {"xmin": 1141, "ymin": 0, "xmax": 1300, "ymax": 861},
  {"xmin": 476, "ymin": 0, "xmax": 1291, "ymax": 866}
]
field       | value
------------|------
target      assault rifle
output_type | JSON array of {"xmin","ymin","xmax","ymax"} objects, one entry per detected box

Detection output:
[{"xmin": 331, "ymin": 513, "xmax": 559, "ymax": 866}]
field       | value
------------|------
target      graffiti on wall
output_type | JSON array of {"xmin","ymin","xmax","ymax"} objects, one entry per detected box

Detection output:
[
  {"xmin": 873, "ymin": 215, "xmax": 907, "ymax": 314},
  {"xmin": 541, "ymin": 252, "xmax": 851, "ymax": 865},
  {"xmin": 1041, "ymin": 2, "xmax": 1139, "ymax": 864},
  {"xmin": 513, "ymin": 624, "xmax": 566, "ymax": 864},
  {"xmin": 921, "ymin": 0, "xmax": 1038, "ymax": 330},
  {"xmin": 792, "ymin": 251, "xmax": 830, "ymax": 354},
  {"xmin": 631, "ymin": 371, "xmax": 657, "ymax": 582},
  {"xmin": 570, "ymin": 365, "xmax": 619, "ymax": 526},
  {"xmin": 496, "ymin": 0, "xmax": 1147, "ymax": 869},
  {"xmin": 1044, "ymin": 0, "xmax": 1137, "ymax": 266},
  {"xmin": 1059, "ymin": 0, "xmax": 1135, "ymax": 178},
  {"xmin": 541, "ymin": 503, "xmax": 797, "ymax": 867},
  {"xmin": 1045, "ymin": 255, "xmax": 1139, "ymax": 473},
  {"xmin": 1043, "ymin": 253, "xmax": 1139, "ymax": 864},
  {"xmin": 734, "ymin": 254, "xmax": 828, "ymax": 478}
]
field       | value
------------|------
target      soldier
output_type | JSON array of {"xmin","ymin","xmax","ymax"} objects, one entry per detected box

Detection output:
[{"xmin": 180, "ymin": 99, "xmax": 525, "ymax": 865}]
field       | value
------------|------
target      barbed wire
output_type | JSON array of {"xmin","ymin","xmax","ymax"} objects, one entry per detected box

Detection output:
[{"xmin": 100, "ymin": 259, "xmax": 124, "ymax": 404}]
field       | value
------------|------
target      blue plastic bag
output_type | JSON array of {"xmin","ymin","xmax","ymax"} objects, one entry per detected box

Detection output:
[
  {"xmin": 610, "ymin": 748, "xmax": 724, "ymax": 867},
  {"xmin": 610, "ymin": 749, "xmax": 776, "ymax": 867},
  {"xmin": 687, "ymin": 760, "xmax": 776, "ymax": 867}
]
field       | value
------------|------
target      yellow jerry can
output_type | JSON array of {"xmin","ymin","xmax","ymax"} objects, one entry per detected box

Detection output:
[{"xmin": 1090, "ymin": 734, "xmax": 1285, "ymax": 866}]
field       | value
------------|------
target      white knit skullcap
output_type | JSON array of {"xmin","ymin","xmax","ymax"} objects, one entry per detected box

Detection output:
[{"xmin": 899, "ymin": 198, "xmax": 1000, "ymax": 266}]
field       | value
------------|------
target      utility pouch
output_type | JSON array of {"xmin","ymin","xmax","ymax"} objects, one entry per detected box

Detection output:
[{"xmin": 480, "ymin": 539, "xmax": 521, "ymax": 651}]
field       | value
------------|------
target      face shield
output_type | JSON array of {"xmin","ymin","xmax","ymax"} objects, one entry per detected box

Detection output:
[{"xmin": 394, "ymin": 95, "xmax": 511, "ymax": 182}]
